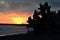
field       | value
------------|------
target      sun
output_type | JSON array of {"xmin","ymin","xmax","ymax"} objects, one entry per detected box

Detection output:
[{"xmin": 12, "ymin": 17, "xmax": 27, "ymax": 24}]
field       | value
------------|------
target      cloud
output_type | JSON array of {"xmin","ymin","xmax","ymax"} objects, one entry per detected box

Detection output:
[
  {"xmin": 6, "ymin": 0, "xmax": 35, "ymax": 12},
  {"xmin": 0, "ymin": 0, "xmax": 60, "ymax": 12},
  {"xmin": 0, "ymin": 0, "xmax": 10, "ymax": 12}
]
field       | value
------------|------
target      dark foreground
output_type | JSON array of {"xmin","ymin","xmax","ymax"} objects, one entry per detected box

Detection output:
[{"xmin": 0, "ymin": 32, "xmax": 60, "ymax": 40}]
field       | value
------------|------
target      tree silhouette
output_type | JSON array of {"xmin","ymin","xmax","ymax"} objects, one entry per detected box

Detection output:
[{"xmin": 27, "ymin": 2, "xmax": 59, "ymax": 33}]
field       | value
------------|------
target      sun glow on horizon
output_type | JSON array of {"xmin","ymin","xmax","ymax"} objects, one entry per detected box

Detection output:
[
  {"xmin": 0, "ymin": 10, "xmax": 32, "ymax": 24},
  {"xmin": 12, "ymin": 17, "xmax": 28, "ymax": 24}
]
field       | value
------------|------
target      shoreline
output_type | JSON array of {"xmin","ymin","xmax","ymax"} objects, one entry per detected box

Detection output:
[{"xmin": 0, "ymin": 32, "xmax": 60, "ymax": 40}]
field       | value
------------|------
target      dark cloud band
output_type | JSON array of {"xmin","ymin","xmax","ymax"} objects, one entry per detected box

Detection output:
[{"xmin": 0, "ymin": 0, "xmax": 60, "ymax": 12}]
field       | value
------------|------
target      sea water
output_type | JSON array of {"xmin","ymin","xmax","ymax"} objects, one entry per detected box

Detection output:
[{"xmin": 0, "ymin": 25, "xmax": 27, "ymax": 36}]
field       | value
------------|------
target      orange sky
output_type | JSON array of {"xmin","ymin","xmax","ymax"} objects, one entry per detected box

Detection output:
[{"xmin": 0, "ymin": 10, "xmax": 33, "ymax": 24}]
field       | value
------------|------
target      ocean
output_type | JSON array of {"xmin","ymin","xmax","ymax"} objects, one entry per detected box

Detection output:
[{"xmin": 0, "ymin": 25, "xmax": 27, "ymax": 36}]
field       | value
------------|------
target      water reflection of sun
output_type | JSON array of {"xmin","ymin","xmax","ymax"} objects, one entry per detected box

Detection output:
[{"xmin": 12, "ymin": 17, "xmax": 27, "ymax": 24}]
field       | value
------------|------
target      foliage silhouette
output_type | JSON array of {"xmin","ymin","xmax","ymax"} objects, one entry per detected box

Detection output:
[{"xmin": 27, "ymin": 2, "xmax": 60, "ymax": 33}]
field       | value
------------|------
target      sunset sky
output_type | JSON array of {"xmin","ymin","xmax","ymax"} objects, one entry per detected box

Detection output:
[{"xmin": 0, "ymin": 0, "xmax": 60, "ymax": 24}]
